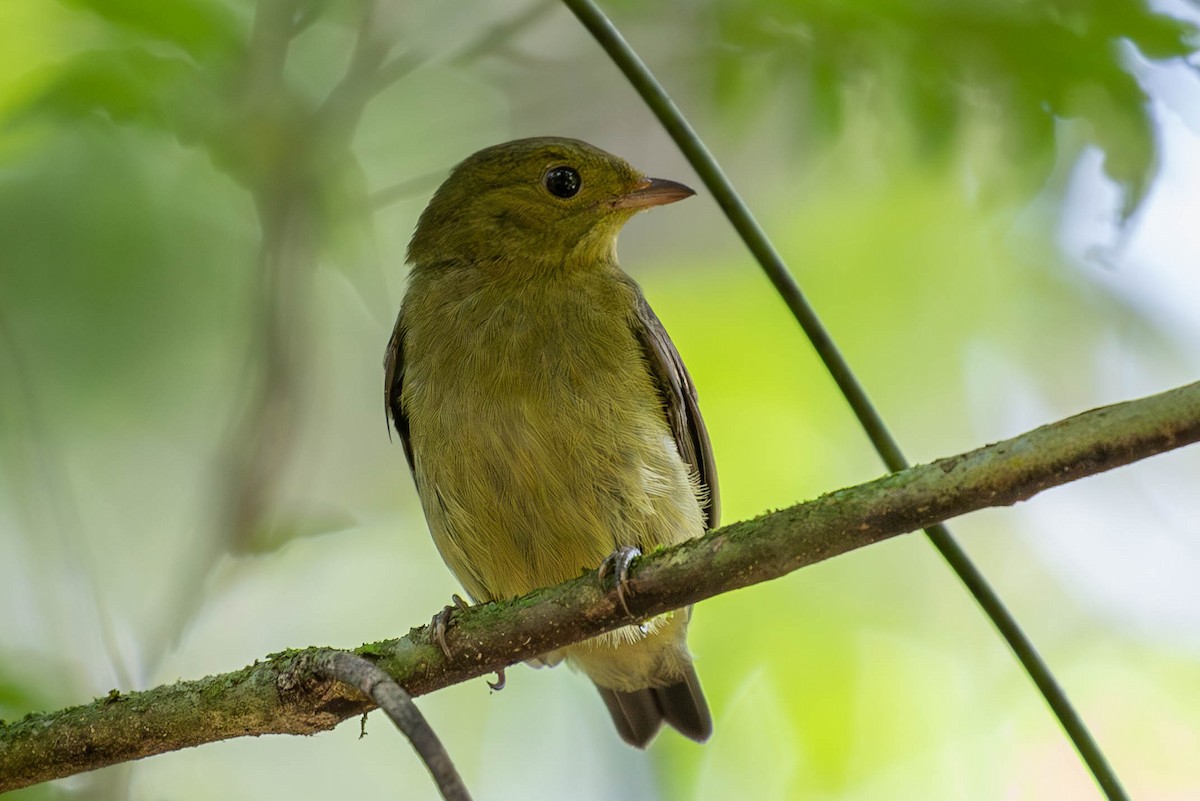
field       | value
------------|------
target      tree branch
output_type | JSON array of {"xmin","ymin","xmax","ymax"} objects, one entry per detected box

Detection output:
[
  {"xmin": 314, "ymin": 651, "xmax": 472, "ymax": 801},
  {"xmin": 3, "ymin": 380, "xmax": 1198, "ymax": 791}
]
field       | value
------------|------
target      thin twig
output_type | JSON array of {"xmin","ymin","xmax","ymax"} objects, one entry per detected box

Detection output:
[
  {"xmin": 369, "ymin": 168, "xmax": 447, "ymax": 209},
  {"xmin": 315, "ymin": 651, "xmax": 472, "ymax": 801},
  {"xmin": 245, "ymin": 0, "xmax": 306, "ymax": 93},
  {"xmin": 370, "ymin": 50, "xmax": 423, "ymax": 94},
  {"xmin": 316, "ymin": 0, "xmax": 397, "ymax": 145},
  {"xmin": 370, "ymin": 0, "xmax": 559, "ymax": 95},
  {"xmin": 451, "ymin": 0, "xmax": 558, "ymax": 65},
  {"xmin": 557, "ymin": 2, "xmax": 1131, "ymax": 799}
]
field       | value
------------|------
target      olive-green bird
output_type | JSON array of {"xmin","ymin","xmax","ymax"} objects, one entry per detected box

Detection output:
[{"xmin": 384, "ymin": 137, "xmax": 718, "ymax": 747}]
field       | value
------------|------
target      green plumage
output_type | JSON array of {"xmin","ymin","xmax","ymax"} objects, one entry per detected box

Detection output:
[{"xmin": 386, "ymin": 137, "xmax": 718, "ymax": 747}]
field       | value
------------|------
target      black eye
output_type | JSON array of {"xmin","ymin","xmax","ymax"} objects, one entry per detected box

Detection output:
[{"xmin": 544, "ymin": 166, "xmax": 581, "ymax": 199}]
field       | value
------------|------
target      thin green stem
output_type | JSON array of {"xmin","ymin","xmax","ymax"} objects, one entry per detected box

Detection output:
[{"xmin": 558, "ymin": 2, "xmax": 1129, "ymax": 799}]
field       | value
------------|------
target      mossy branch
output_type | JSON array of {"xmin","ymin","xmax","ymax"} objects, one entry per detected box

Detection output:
[{"xmin": 3, "ymin": 380, "xmax": 1199, "ymax": 792}]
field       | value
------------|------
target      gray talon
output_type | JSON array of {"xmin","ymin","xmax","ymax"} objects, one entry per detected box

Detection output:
[
  {"xmin": 599, "ymin": 545, "xmax": 642, "ymax": 616},
  {"xmin": 432, "ymin": 594, "xmax": 472, "ymax": 658},
  {"xmin": 431, "ymin": 606, "xmax": 454, "ymax": 659}
]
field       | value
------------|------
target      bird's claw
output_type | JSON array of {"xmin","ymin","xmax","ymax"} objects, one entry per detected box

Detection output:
[
  {"xmin": 487, "ymin": 668, "xmax": 506, "ymax": 692},
  {"xmin": 431, "ymin": 593, "xmax": 470, "ymax": 659},
  {"xmin": 599, "ymin": 545, "xmax": 642, "ymax": 617}
]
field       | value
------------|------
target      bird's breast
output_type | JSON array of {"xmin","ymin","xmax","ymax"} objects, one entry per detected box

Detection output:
[{"xmin": 400, "ymin": 266, "xmax": 704, "ymax": 601}]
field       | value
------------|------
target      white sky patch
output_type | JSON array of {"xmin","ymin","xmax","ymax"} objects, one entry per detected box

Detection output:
[
  {"xmin": 1027, "ymin": 48, "xmax": 1200, "ymax": 650},
  {"xmin": 1059, "ymin": 50, "xmax": 1200, "ymax": 351}
]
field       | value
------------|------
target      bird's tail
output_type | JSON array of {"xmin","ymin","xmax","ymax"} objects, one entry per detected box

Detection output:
[{"xmin": 595, "ymin": 664, "xmax": 712, "ymax": 748}]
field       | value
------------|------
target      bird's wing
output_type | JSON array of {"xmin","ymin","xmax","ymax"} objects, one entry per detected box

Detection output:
[
  {"xmin": 630, "ymin": 292, "xmax": 720, "ymax": 529},
  {"xmin": 383, "ymin": 307, "xmax": 416, "ymax": 477}
]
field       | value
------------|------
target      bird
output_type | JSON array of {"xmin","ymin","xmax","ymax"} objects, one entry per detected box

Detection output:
[{"xmin": 384, "ymin": 136, "xmax": 718, "ymax": 747}]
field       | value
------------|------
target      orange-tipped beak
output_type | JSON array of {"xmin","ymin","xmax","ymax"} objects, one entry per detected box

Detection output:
[{"xmin": 610, "ymin": 177, "xmax": 695, "ymax": 210}]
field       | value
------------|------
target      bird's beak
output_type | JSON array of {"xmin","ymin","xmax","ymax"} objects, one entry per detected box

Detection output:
[{"xmin": 610, "ymin": 177, "xmax": 695, "ymax": 210}]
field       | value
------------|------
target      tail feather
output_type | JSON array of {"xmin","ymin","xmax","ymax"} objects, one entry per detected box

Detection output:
[
  {"xmin": 595, "ymin": 665, "xmax": 712, "ymax": 748},
  {"xmin": 597, "ymin": 686, "xmax": 664, "ymax": 748},
  {"xmin": 654, "ymin": 666, "xmax": 712, "ymax": 742}
]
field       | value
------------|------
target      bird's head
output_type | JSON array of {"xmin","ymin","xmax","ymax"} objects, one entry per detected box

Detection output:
[{"xmin": 407, "ymin": 137, "xmax": 694, "ymax": 270}]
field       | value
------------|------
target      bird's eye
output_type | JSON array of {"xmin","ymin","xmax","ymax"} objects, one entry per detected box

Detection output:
[{"xmin": 543, "ymin": 166, "xmax": 581, "ymax": 199}]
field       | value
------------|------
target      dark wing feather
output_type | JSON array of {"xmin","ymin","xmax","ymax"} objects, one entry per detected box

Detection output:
[
  {"xmin": 631, "ymin": 292, "xmax": 720, "ymax": 529},
  {"xmin": 383, "ymin": 307, "xmax": 416, "ymax": 477}
]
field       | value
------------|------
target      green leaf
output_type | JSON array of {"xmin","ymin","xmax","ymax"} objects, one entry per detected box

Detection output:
[
  {"xmin": 239, "ymin": 511, "xmax": 360, "ymax": 555},
  {"xmin": 697, "ymin": 0, "xmax": 1199, "ymax": 215},
  {"xmin": 59, "ymin": 0, "xmax": 243, "ymax": 61},
  {"xmin": 1098, "ymin": 0, "xmax": 1200, "ymax": 60},
  {"xmin": 1074, "ymin": 73, "xmax": 1156, "ymax": 219},
  {"xmin": 16, "ymin": 48, "xmax": 216, "ymax": 147}
]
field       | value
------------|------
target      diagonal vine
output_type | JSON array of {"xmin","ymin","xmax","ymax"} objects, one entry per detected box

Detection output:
[{"xmin": 558, "ymin": 1, "xmax": 1130, "ymax": 799}]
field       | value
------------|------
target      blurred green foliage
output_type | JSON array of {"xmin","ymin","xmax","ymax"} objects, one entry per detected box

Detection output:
[
  {"xmin": 10, "ymin": 0, "xmax": 1195, "ymax": 219},
  {"xmin": 60, "ymin": 0, "xmax": 244, "ymax": 59},
  {"xmin": 698, "ymin": 0, "xmax": 1198, "ymax": 214},
  {"xmin": 2, "ymin": 1, "xmax": 1199, "ymax": 800}
]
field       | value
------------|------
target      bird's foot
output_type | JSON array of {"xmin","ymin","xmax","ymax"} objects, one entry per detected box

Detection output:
[
  {"xmin": 487, "ymin": 668, "xmax": 506, "ymax": 692},
  {"xmin": 598, "ymin": 545, "xmax": 642, "ymax": 617},
  {"xmin": 431, "ymin": 593, "xmax": 470, "ymax": 659}
]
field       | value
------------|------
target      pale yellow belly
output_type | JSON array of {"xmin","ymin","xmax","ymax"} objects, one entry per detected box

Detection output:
[{"xmin": 411, "ymin": 387, "xmax": 703, "ymax": 604}]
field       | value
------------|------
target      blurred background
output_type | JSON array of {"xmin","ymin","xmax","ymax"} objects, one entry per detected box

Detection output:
[{"xmin": 2, "ymin": 0, "xmax": 1199, "ymax": 798}]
